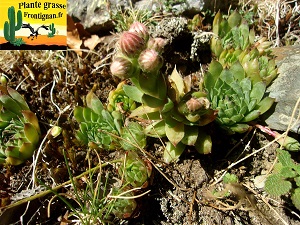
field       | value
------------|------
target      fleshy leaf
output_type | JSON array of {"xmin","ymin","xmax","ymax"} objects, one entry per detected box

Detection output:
[
  {"xmin": 130, "ymin": 105, "xmax": 161, "ymax": 120},
  {"xmin": 165, "ymin": 122, "xmax": 184, "ymax": 146},
  {"xmin": 164, "ymin": 141, "xmax": 185, "ymax": 163},
  {"xmin": 24, "ymin": 123, "xmax": 39, "ymax": 144},
  {"xmin": 168, "ymin": 66, "xmax": 185, "ymax": 102},
  {"xmin": 181, "ymin": 125, "xmax": 198, "ymax": 146},
  {"xmin": 255, "ymin": 97, "xmax": 275, "ymax": 114},
  {"xmin": 194, "ymin": 129, "xmax": 212, "ymax": 154},
  {"xmin": 86, "ymin": 90, "xmax": 103, "ymax": 115},
  {"xmin": 123, "ymin": 84, "xmax": 143, "ymax": 103},
  {"xmin": 144, "ymin": 120, "xmax": 166, "ymax": 138},
  {"xmin": 7, "ymin": 87, "xmax": 29, "ymax": 110}
]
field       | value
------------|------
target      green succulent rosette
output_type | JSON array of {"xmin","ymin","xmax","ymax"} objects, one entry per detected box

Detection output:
[
  {"xmin": 119, "ymin": 151, "xmax": 152, "ymax": 188},
  {"xmin": 74, "ymin": 90, "xmax": 146, "ymax": 151},
  {"xmin": 110, "ymin": 187, "xmax": 137, "ymax": 219},
  {"xmin": 204, "ymin": 60, "xmax": 275, "ymax": 133},
  {"xmin": 107, "ymin": 81, "xmax": 136, "ymax": 113},
  {"xmin": 0, "ymin": 86, "xmax": 41, "ymax": 165},
  {"xmin": 211, "ymin": 11, "xmax": 278, "ymax": 86}
]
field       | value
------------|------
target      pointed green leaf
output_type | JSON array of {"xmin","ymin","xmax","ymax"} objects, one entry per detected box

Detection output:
[
  {"xmin": 144, "ymin": 120, "xmax": 166, "ymax": 138},
  {"xmin": 5, "ymin": 146, "xmax": 20, "ymax": 158},
  {"xmin": 239, "ymin": 22, "xmax": 250, "ymax": 50},
  {"xmin": 168, "ymin": 66, "xmax": 185, "ymax": 102},
  {"xmin": 7, "ymin": 87, "xmax": 29, "ymax": 110},
  {"xmin": 242, "ymin": 110, "xmax": 260, "ymax": 122},
  {"xmin": 19, "ymin": 142, "xmax": 35, "ymax": 160},
  {"xmin": 123, "ymin": 85, "xmax": 143, "ymax": 103},
  {"xmin": 164, "ymin": 141, "xmax": 185, "ymax": 163},
  {"xmin": 230, "ymin": 123, "xmax": 250, "ymax": 133},
  {"xmin": 142, "ymin": 94, "xmax": 165, "ymax": 108},
  {"xmin": 161, "ymin": 98, "xmax": 174, "ymax": 113},
  {"xmin": 220, "ymin": 69, "xmax": 234, "ymax": 85},
  {"xmin": 230, "ymin": 61, "xmax": 245, "ymax": 81},
  {"xmin": 76, "ymin": 130, "xmax": 88, "ymax": 144},
  {"xmin": 86, "ymin": 91, "xmax": 103, "ymax": 115},
  {"xmin": 181, "ymin": 125, "xmax": 198, "ymax": 146},
  {"xmin": 228, "ymin": 10, "xmax": 242, "ymax": 28},
  {"xmin": 165, "ymin": 122, "xmax": 184, "ymax": 146},
  {"xmin": 255, "ymin": 97, "xmax": 275, "ymax": 114},
  {"xmin": 250, "ymin": 81, "xmax": 266, "ymax": 102},
  {"xmin": 130, "ymin": 105, "xmax": 161, "ymax": 119},
  {"xmin": 138, "ymin": 72, "xmax": 160, "ymax": 98},
  {"xmin": 24, "ymin": 123, "xmax": 40, "ymax": 144},
  {"xmin": 0, "ymin": 95, "xmax": 23, "ymax": 116},
  {"xmin": 83, "ymin": 107, "xmax": 93, "ymax": 122},
  {"xmin": 74, "ymin": 107, "xmax": 85, "ymax": 122},
  {"xmin": 21, "ymin": 110, "xmax": 40, "ymax": 135},
  {"xmin": 195, "ymin": 129, "xmax": 212, "ymax": 154}
]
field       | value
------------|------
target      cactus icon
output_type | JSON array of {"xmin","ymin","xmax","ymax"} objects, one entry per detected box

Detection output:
[
  {"xmin": 4, "ymin": 6, "xmax": 23, "ymax": 44},
  {"xmin": 47, "ymin": 23, "xmax": 56, "ymax": 38}
]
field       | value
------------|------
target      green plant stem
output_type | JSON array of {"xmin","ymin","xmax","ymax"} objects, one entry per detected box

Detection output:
[{"xmin": 0, "ymin": 158, "xmax": 122, "ymax": 211}]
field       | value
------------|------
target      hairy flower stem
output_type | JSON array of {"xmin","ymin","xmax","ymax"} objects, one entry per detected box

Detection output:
[{"xmin": 1, "ymin": 158, "xmax": 123, "ymax": 211}]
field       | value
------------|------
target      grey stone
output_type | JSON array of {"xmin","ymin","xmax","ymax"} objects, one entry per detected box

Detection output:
[
  {"xmin": 265, "ymin": 45, "xmax": 300, "ymax": 134},
  {"xmin": 67, "ymin": 0, "xmax": 237, "ymax": 34},
  {"xmin": 67, "ymin": 0, "xmax": 118, "ymax": 33}
]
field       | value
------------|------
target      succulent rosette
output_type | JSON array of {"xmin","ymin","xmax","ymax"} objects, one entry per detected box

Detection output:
[
  {"xmin": 107, "ymin": 81, "xmax": 137, "ymax": 113},
  {"xmin": 0, "ymin": 85, "xmax": 41, "ymax": 165},
  {"xmin": 74, "ymin": 90, "xmax": 146, "ymax": 151},
  {"xmin": 110, "ymin": 187, "xmax": 137, "ymax": 219},
  {"xmin": 119, "ymin": 151, "xmax": 152, "ymax": 188},
  {"xmin": 211, "ymin": 11, "xmax": 278, "ymax": 86},
  {"xmin": 204, "ymin": 60, "xmax": 275, "ymax": 133}
]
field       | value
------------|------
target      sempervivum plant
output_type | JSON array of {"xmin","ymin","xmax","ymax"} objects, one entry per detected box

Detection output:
[
  {"xmin": 211, "ymin": 11, "xmax": 278, "ymax": 86},
  {"xmin": 204, "ymin": 60, "xmax": 275, "ymax": 133},
  {"xmin": 0, "ymin": 85, "xmax": 41, "ymax": 165},
  {"xmin": 107, "ymin": 81, "xmax": 137, "ymax": 113},
  {"xmin": 110, "ymin": 187, "xmax": 137, "ymax": 219},
  {"xmin": 118, "ymin": 151, "xmax": 152, "ymax": 188},
  {"xmin": 110, "ymin": 21, "xmax": 217, "ymax": 163},
  {"xmin": 74, "ymin": 90, "xmax": 146, "ymax": 151}
]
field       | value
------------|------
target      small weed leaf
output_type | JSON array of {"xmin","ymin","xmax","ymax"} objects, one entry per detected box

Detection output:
[
  {"xmin": 291, "ymin": 188, "xmax": 300, "ymax": 211},
  {"xmin": 295, "ymin": 177, "xmax": 300, "ymax": 187},
  {"xmin": 223, "ymin": 173, "xmax": 238, "ymax": 184},
  {"xmin": 280, "ymin": 167, "xmax": 297, "ymax": 178},
  {"xmin": 265, "ymin": 173, "xmax": 292, "ymax": 196},
  {"xmin": 277, "ymin": 148, "xmax": 295, "ymax": 167}
]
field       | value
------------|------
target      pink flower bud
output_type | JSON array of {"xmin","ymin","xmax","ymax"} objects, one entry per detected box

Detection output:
[
  {"xmin": 186, "ymin": 97, "xmax": 210, "ymax": 112},
  {"xmin": 147, "ymin": 38, "xmax": 167, "ymax": 53},
  {"xmin": 119, "ymin": 31, "xmax": 146, "ymax": 57},
  {"xmin": 138, "ymin": 49, "xmax": 163, "ymax": 73},
  {"xmin": 129, "ymin": 21, "xmax": 149, "ymax": 42},
  {"xmin": 110, "ymin": 57, "xmax": 135, "ymax": 79}
]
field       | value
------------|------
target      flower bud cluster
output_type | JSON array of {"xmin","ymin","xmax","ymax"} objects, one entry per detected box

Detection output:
[{"xmin": 110, "ymin": 21, "xmax": 166, "ymax": 79}]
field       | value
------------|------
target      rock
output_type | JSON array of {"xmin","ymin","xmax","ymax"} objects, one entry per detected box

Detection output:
[
  {"xmin": 67, "ymin": 0, "xmax": 115, "ymax": 34},
  {"xmin": 265, "ymin": 45, "xmax": 300, "ymax": 134},
  {"xmin": 67, "ymin": 0, "xmax": 238, "ymax": 34}
]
